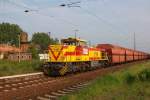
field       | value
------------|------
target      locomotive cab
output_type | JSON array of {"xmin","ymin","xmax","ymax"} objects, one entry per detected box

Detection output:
[{"xmin": 61, "ymin": 37, "xmax": 87, "ymax": 47}]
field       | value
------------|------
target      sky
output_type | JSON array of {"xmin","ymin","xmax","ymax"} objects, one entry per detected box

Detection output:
[{"xmin": 0, "ymin": 0, "xmax": 150, "ymax": 52}]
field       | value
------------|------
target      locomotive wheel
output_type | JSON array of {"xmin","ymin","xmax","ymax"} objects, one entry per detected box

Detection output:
[{"xmin": 42, "ymin": 63, "xmax": 51, "ymax": 75}]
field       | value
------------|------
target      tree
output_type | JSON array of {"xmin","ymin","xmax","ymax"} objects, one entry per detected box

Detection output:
[
  {"xmin": 28, "ymin": 45, "xmax": 39, "ymax": 59},
  {"xmin": 0, "ymin": 22, "xmax": 23, "ymax": 46},
  {"xmin": 31, "ymin": 32, "xmax": 58, "ymax": 52}
]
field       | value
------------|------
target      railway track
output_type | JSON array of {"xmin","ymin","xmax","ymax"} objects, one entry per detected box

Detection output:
[
  {"xmin": 0, "ymin": 72, "xmax": 52, "ymax": 93},
  {"xmin": 36, "ymin": 82, "xmax": 90, "ymax": 100},
  {"xmin": 0, "ymin": 60, "xmax": 148, "ymax": 100},
  {"xmin": 0, "ymin": 72, "xmax": 82, "ymax": 100}
]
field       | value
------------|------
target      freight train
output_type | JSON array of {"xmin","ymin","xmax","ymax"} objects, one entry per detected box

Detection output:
[{"xmin": 42, "ymin": 37, "xmax": 150, "ymax": 76}]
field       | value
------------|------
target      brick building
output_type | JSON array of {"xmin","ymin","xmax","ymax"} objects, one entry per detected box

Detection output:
[
  {"xmin": 0, "ymin": 44, "xmax": 20, "ymax": 59},
  {"xmin": 0, "ymin": 32, "xmax": 32, "ymax": 61},
  {"xmin": 0, "ymin": 44, "xmax": 32, "ymax": 61},
  {"xmin": 8, "ymin": 53, "xmax": 32, "ymax": 61}
]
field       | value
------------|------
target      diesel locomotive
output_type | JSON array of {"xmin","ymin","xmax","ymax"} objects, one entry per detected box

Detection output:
[{"xmin": 42, "ymin": 37, "xmax": 108, "ymax": 76}]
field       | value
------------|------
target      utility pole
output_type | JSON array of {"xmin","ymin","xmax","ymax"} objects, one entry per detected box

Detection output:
[
  {"xmin": 74, "ymin": 29, "xmax": 78, "ymax": 39},
  {"xmin": 74, "ymin": 29, "xmax": 78, "ymax": 46},
  {"xmin": 134, "ymin": 32, "xmax": 136, "ymax": 50},
  {"xmin": 18, "ymin": 34, "xmax": 21, "ymax": 63},
  {"xmin": 48, "ymin": 32, "xmax": 51, "ymax": 46},
  {"xmin": 48, "ymin": 32, "xmax": 51, "ymax": 38}
]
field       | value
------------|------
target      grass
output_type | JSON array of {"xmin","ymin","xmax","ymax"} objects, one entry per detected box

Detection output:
[
  {"xmin": 60, "ymin": 60, "xmax": 150, "ymax": 100},
  {"xmin": 0, "ymin": 60, "xmax": 42, "ymax": 77}
]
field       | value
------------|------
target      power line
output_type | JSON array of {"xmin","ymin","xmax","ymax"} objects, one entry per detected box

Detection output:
[
  {"xmin": 4, "ymin": 0, "xmax": 127, "ymax": 36},
  {"xmin": 7, "ymin": 0, "xmax": 122, "ymax": 32},
  {"xmin": 61, "ymin": 1, "xmax": 117, "ymax": 35},
  {"xmin": 5, "ymin": 0, "xmax": 78, "ymax": 28},
  {"xmin": 5, "ymin": 0, "xmax": 32, "ymax": 10},
  {"xmin": 35, "ymin": 11, "xmax": 78, "ymax": 28},
  {"xmin": 60, "ymin": 1, "xmax": 126, "ymax": 34},
  {"xmin": 2, "ymin": 0, "xmax": 89, "ymax": 38},
  {"xmin": 79, "ymin": 1, "xmax": 126, "ymax": 34},
  {"xmin": 79, "ymin": 7, "xmax": 122, "ymax": 33}
]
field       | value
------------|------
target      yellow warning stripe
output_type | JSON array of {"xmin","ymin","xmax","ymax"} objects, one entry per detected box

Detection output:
[{"xmin": 59, "ymin": 65, "xmax": 68, "ymax": 75}]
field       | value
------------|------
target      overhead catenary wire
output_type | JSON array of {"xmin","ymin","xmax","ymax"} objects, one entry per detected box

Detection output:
[
  {"xmin": 2, "ymin": 0, "xmax": 91, "ymax": 39},
  {"xmin": 65, "ymin": 0, "xmax": 127, "ymax": 34},
  {"xmin": 79, "ymin": 5, "xmax": 126, "ymax": 34},
  {"xmin": 4, "ymin": 0, "xmax": 127, "ymax": 38},
  {"xmin": 99, "ymin": 0, "xmax": 128, "ymax": 30},
  {"xmin": 63, "ymin": 0, "xmax": 128, "ymax": 45},
  {"xmin": 33, "ymin": 11, "xmax": 78, "ymax": 28},
  {"xmin": 6, "ymin": 0, "xmax": 126, "ymax": 33},
  {"xmin": 6, "ymin": 0, "xmax": 121, "ymax": 32},
  {"xmin": 79, "ymin": 7, "xmax": 122, "ymax": 33},
  {"xmin": 5, "ymin": 0, "xmax": 79, "ymax": 28},
  {"xmin": 5, "ymin": 0, "xmax": 33, "ymax": 10}
]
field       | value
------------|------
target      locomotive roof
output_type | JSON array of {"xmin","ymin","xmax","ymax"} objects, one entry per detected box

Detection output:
[{"xmin": 61, "ymin": 37, "xmax": 87, "ymax": 43}]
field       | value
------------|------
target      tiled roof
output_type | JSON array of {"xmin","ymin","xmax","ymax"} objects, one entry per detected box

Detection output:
[{"xmin": 0, "ymin": 44, "xmax": 21, "ymax": 52}]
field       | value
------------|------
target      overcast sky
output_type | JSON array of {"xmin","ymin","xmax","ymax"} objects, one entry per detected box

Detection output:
[{"xmin": 0, "ymin": 0, "xmax": 150, "ymax": 52}]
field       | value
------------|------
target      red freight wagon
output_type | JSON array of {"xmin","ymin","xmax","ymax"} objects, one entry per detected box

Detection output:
[
  {"xmin": 137, "ymin": 52, "xmax": 140, "ymax": 60},
  {"xmin": 141, "ymin": 52, "xmax": 144, "ymax": 59},
  {"xmin": 133, "ymin": 51, "xmax": 139, "ymax": 60},
  {"xmin": 145, "ymin": 54, "xmax": 148, "ymax": 59},
  {"xmin": 97, "ymin": 44, "xmax": 126, "ymax": 64},
  {"xmin": 148, "ymin": 55, "xmax": 150, "ymax": 59},
  {"xmin": 97, "ymin": 44, "xmax": 150, "ymax": 64},
  {"xmin": 142, "ymin": 53, "xmax": 145, "ymax": 59},
  {"xmin": 138, "ymin": 52, "xmax": 142, "ymax": 60},
  {"xmin": 126, "ymin": 49, "xmax": 134, "ymax": 62},
  {"xmin": 111, "ymin": 49, "xmax": 126, "ymax": 63},
  {"xmin": 143, "ymin": 53, "xmax": 147, "ymax": 59},
  {"xmin": 146, "ymin": 54, "xmax": 149, "ymax": 59}
]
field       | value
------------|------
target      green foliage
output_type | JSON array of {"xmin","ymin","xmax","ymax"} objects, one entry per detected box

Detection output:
[
  {"xmin": 0, "ymin": 60, "xmax": 42, "ymax": 77},
  {"xmin": 28, "ymin": 45, "xmax": 39, "ymax": 59},
  {"xmin": 0, "ymin": 22, "xmax": 23, "ymax": 46},
  {"xmin": 137, "ymin": 69, "xmax": 150, "ymax": 81},
  {"xmin": 60, "ymin": 61, "xmax": 150, "ymax": 100},
  {"xmin": 124, "ymin": 72, "xmax": 136, "ymax": 84},
  {"xmin": 31, "ymin": 32, "xmax": 59, "ymax": 52}
]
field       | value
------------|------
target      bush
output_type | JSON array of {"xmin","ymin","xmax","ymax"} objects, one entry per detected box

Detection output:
[
  {"xmin": 137, "ymin": 69, "xmax": 150, "ymax": 81},
  {"xmin": 0, "ymin": 60, "xmax": 42, "ymax": 76},
  {"xmin": 124, "ymin": 72, "xmax": 136, "ymax": 84}
]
